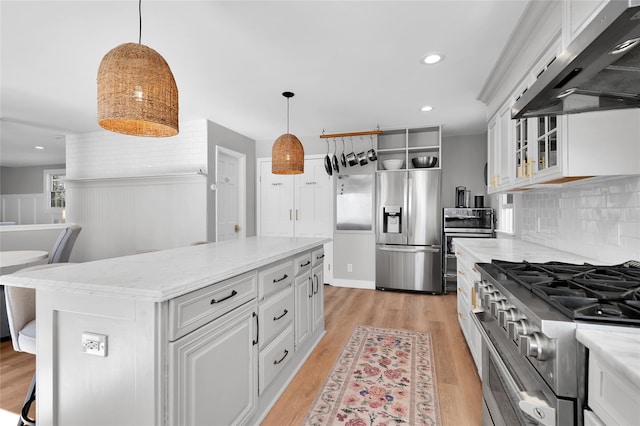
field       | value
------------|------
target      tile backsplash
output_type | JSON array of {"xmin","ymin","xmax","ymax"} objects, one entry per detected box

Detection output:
[{"xmin": 520, "ymin": 176, "xmax": 640, "ymax": 263}]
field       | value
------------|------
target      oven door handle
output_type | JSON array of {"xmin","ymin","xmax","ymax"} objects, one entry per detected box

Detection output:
[{"xmin": 472, "ymin": 313, "xmax": 557, "ymax": 426}]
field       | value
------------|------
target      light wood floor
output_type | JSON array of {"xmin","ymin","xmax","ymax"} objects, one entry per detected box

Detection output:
[
  {"xmin": 0, "ymin": 285, "xmax": 481, "ymax": 425},
  {"xmin": 262, "ymin": 285, "xmax": 482, "ymax": 425}
]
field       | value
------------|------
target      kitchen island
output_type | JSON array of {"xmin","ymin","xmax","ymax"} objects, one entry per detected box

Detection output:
[{"xmin": 1, "ymin": 236, "xmax": 329, "ymax": 425}]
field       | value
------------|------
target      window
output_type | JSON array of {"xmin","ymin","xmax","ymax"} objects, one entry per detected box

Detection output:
[
  {"xmin": 497, "ymin": 193, "xmax": 514, "ymax": 234},
  {"xmin": 44, "ymin": 169, "xmax": 66, "ymax": 210}
]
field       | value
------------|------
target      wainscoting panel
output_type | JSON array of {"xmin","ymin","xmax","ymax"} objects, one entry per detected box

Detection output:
[
  {"xmin": 1, "ymin": 194, "xmax": 61, "ymax": 225},
  {"xmin": 66, "ymin": 175, "xmax": 207, "ymax": 262}
]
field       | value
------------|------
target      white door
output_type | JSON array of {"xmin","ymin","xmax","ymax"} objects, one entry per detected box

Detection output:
[
  {"xmin": 258, "ymin": 160, "xmax": 294, "ymax": 237},
  {"xmin": 216, "ymin": 146, "xmax": 246, "ymax": 242},
  {"xmin": 294, "ymin": 158, "xmax": 332, "ymax": 237}
]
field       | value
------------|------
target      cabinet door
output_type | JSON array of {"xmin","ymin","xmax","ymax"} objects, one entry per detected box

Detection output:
[
  {"xmin": 487, "ymin": 117, "xmax": 499, "ymax": 193},
  {"xmin": 497, "ymin": 104, "xmax": 514, "ymax": 189},
  {"xmin": 169, "ymin": 302, "xmax": 257, "ymax": 426},
  {"xmin": 294, "ymin": 272, "xmax": 312, "ymax": 350},
  {"xmin": 258, "ymin": 160, "xmax": 294, "ymax": 236},
  {"xmin": 294, "ymin": 158, "xmax": 333, "ymax": 237},
  {"xmin": 311, "ymin": 263, "xmax": 324, "ymax": 332}
]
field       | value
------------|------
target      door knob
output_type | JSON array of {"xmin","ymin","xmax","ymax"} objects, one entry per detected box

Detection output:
[{"xmin": 234, "ymin": 225, "xmax": 241, "ymax": 232}]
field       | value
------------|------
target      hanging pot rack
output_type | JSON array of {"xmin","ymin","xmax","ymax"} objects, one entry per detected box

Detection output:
[{"xmin": 319, "ymin": 128, "xmax": 382, "ymax": 139}]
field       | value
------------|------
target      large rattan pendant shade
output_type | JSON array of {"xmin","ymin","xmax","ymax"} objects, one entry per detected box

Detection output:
[
  {"xmin": 97, "ymin": 42, "xmax": 178, "ymax": 137},
  {"xmin": 272, "ymin": 92, "xmax": 304, "ymax": 174}
]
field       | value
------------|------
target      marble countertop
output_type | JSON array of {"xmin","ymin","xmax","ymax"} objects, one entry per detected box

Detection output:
[
  {"xmin": 0, "ymin": 236, "xmax": 329, "ymax": 302},
  {"xmin": 452, "ymin": 238, "xmax": 603, "ymax": 264},
  {"xmin": 576, "ymin": 328, "xmax": 640, "ymax": 388}
]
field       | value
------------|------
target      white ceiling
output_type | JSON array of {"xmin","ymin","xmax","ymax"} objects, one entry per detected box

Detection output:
[{"xmin": 0, "ymin": 0, "xmax": 528, "ymax": 167}]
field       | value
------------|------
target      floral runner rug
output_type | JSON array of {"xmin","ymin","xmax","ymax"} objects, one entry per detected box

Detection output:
[{"xmin": 303, "ymin": 324, "xmax": 441, "ymax": 426}]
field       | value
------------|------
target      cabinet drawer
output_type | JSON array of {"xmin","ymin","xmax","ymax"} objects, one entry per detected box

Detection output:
[
  {"xmin": 588, "ymin": 354, "xmax": 640, "ymax": 426},
  {"xmin": 258, "ymin": 260, "xmax": 294, "ymax": 300},
  {"xmin": 259, "ymin": 324, "xmax": 294, "ymax": 395},
  {"xmin": 169, "ymin": 271, "xmax": 257, "ymax": 341},
  {"xmin": 312, "ymin": 247, "xmax": 325, "ymax": 266},
  {"xmin": 259, "ymin": 285, "xmax": 294, "ymax": 348},
  {"xmin": 294, "ymin": 253, "xmax": 312, "ymax": 276}
]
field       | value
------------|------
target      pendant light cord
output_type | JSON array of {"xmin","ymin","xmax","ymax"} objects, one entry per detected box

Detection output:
[
  {"xmin": 286, "ymin": 98, "xmax": 290, "ymax": 134},
  {"xmin": 138, "ymin": 0, "xmax": 142, "ymax": 44}
]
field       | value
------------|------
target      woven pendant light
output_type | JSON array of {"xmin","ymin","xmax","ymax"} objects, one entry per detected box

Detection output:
[
  {"xmin": 97, "ymin": 1, "xmax": 178, "ymax": 137},
  {"xmin": 272, "ymin": 92, "xmax": 304, "ymax": 174}
]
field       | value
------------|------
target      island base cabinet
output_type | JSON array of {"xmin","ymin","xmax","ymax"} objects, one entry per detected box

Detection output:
[{"xmin": 168, "ymin": 301, "xmax": 258, "ymax": 426}]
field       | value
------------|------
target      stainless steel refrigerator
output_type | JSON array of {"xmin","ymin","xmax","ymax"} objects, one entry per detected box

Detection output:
[{"xmin": 375, "ymin": 170, "xmax": 442, "ymax": 293}]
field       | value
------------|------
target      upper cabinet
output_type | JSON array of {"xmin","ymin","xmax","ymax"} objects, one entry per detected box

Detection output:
[
  {"xmin": 485, "ymin": 0, "xmax": 640, "ymax": 194},
  {"xmin": 377, "ymin": 126, "xmax": 441, "ymax": 171}
]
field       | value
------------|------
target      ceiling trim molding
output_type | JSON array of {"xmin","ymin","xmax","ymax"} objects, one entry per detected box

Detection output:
[{"xmin": 477, "ymin": 0, "xmax": 558, "ymax": 105}]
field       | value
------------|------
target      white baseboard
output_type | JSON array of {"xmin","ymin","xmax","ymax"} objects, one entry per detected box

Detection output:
[{"xmin": 331, "ymin": 278, "xmax": 375, "ymax": 290}]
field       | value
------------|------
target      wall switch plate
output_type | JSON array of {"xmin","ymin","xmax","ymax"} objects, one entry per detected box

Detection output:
[
  {"xmin": 82, "ymin": 332, "xmax": 108, "ymax": 357},
  {"xmin": 347, "ymin": 263, "xmax": 353, "ymax": 272}
]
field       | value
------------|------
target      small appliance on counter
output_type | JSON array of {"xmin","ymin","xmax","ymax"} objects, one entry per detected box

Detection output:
[
  {"xmin": 375, "ymin": 169, "xmax": 442, "ymax": 293},
  {"xmin": 442, "ymin": 207, "xmax": 495, "ymax": 292}
]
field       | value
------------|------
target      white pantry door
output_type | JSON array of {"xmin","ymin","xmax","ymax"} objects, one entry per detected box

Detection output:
[{"xmin": 216, "ymin": 146, "xmax": 246, "ymax": 241}]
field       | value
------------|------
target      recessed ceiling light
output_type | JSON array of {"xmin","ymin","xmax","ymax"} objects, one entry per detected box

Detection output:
[
  {"xmin": 420, "ymin": 106, "xmax": 433, "ymax": 112},
  {"xmin": 34, "ymin": 146, "xmax": 45, "ymax": 150},
  {"xmin": 422, "ymin": 52, "xmax": 445, "ymax": 65}
]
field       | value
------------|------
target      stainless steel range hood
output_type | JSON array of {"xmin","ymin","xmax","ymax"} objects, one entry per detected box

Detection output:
[{"xmin": 512, "ymin": 0, "xmax": 640, "ymax": 119}]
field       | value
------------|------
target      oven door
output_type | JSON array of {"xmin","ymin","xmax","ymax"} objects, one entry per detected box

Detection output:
[{"xmin": 473, "ymin": 312, "xmax": 572, "ymax": 426}]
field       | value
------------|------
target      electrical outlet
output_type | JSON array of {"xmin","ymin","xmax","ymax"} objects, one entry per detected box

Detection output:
[
  {"xmin": 347, "ymin": 263, "xmax": 353, "ymax": 272},
  {"xmin": 82, "ymin": 332, "xmax": 108, "ymax": 357}
]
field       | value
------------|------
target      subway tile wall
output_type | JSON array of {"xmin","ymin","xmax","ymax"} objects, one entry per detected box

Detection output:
[
  {"xmin": 66, "ymin": 120, "xmax": 208, "ymax": 179},
  {"xmin": 520, "ymin": 176, "xmax": 640, "ymax": 263}
]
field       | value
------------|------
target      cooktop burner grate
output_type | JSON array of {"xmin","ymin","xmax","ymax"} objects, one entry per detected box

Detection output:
[{"xmin": 491, "ymin": 259, "xmax": 640, "ymax": 326}]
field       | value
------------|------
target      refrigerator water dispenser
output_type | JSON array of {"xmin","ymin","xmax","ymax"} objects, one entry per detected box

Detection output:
[{"xmin": 383, "ymin": 206, "xmax": 402, "ymax": 234}]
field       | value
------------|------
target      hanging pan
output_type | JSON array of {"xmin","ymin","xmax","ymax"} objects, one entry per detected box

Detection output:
[
  {"xmin": 332, "ymin": 139, "xmax": 340, "ymax": 173},
  {"xmin": 346, "ymin": 137, "xmax": 358, "ymax": 166},
  {"xmin": 367, "ymin": 134, "xmax": 377, "ymax": 161},
  {"xmin": 357, "ymin": 136, "xmax": 369, "ymax": 166},
  {"xmin": 340, "ymin": 138, "xmax": 347, "ymax": 167},
  {"xmin": 324, "ymin": 139, "xmax": 333, "ymax": 176}
]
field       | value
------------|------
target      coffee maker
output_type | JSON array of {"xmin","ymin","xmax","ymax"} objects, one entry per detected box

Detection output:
[{"xmin": 455, "ymin": 186, "xmax": 466, "ymax": 208}]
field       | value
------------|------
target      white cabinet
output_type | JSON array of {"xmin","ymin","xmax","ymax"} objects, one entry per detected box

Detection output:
[
  {"xmin": 168, "ymin": 272, "xmax": 259, "ymax": 425},
  {"xmin": 487, "ymin": 105, "xmax": 514, "ymax": 193},
  {"xmin": 454, "ymin": 244, "xmax": 482, "ymax": 375},
  {"xmin": 258, "ymin": 156, "xmax": 333, "ymax": 284},
  {"xmin": 563, "ymin": 0, "xmax": 610, "ymax": 46},
  {"xmin": 258, "ymin": 157, "xmax": 333, "ymax": 238},
  {"xmin": 377, "ymin": 126, "xmax": 442, "ymax": 171},
  {"xmin": 587, "ymin": 351, "xmax": 640, "ymax": 426},
  {"xmin": 311, "ymin": 247, "xmax": 325, "ymax": 333},
  {"xmin": 169, "ymin": 301, "xmax": 257, "ymax": 426}
]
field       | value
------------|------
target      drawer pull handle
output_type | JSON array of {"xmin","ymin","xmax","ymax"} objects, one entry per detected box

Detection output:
[
  {"xmin": 210, "ymin": 290, "xmax": 237, "ymax": 304},
  {"xmin": 273, "ymin": 274, "xmax": 288, "ymax": 283},
  {"xmin": 300, "ymin": 260, "xmax": 311, "ymax": 267},
  {"xmin": 316, "ymin": 254, "xmax": 325, "ymax": 260},
  {"xmin": 252, "ymin": 312, "xmax": 259, "ymax": 346},
  {"xmin": 273, "ymin": 309, "xmax": 288, "ymax": 321},
  {"xmin": 308, "ymin": 277, "xmax": 313, "ymax": 298},
  {"xmin": 273, "ymin": 349, "xmax": 289, "ymax": 365}
]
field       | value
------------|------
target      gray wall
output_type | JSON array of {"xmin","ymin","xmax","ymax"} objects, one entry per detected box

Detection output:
[
  {"xmin": 0, "ymin": 164, "xmax": 65, "ymax": 194},
  {"xmin": 207, "ymin": 120, "xmax": 256, "ymax": 241},
  {"xmin": 441, "ymin": 134, "xmax": 488, "ymax": 209}
]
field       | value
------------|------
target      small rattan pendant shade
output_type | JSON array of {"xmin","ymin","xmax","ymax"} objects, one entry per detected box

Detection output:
[
  {"xmin": 272, "ymin": 133, "xmax": 304, "ymax": 174},
  {"xmin": 97, "ymin": 42, "xmax": 178, "ymax": 137}
]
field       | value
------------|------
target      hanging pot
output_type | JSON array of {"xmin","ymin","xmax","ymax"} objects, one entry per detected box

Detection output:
[
  {"xmin": 367, "ymin": 135, "xmax": 377, "ymax": 161},
  {"xmin": 357, "ymin": 136, "xmax": 368, "ymax": 166},
  {"xmin": 340, "ymin": 138, "xmax": 347, "ymax": 167},
  {"xmin": 346, "ymin": 137, "xmax": 358, "ymax": 166},
  {"xmin": 324, "ymin": 140, "xmax": 333, "ymax": 176},
  {"xmin": 332, "ymin": 139, "xmax": 340, "ymax": 173}
]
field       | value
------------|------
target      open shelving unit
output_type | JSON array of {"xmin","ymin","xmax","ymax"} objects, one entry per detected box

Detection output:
[{"xmin": 377, "ymin": 125, "xmax": 442, "ymax": 171}]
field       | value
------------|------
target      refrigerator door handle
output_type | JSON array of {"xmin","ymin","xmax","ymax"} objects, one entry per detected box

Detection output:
[
  {"xmin": 377, "ymin": 245, "xmax": 440, "ymax": 253},
  {"xmin": 407, "ymin": 177, "xmax": 413, "ymax": 240}
]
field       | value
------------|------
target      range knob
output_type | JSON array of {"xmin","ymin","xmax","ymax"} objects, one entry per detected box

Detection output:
[
  {"xmin": 477, "ymin": 283, "xmax": 494, "ymax": 299},
  {"xmin": 507, "ymin": 319, "xmax": 529, "ymax": 341},
  {"xmin": 490, "ymin": 299, "xmax": 511, "ymax": 317},
  {"xmin": 498, "ymin": 308, "xmax": 519, "ymax": 329},
  {"xmin": 519, "ymin": 332, "xmax": 551, "ymax": 361},
  {"xmin": 483, "ymin": 291, "xmax": 502, "ymax": 308}
]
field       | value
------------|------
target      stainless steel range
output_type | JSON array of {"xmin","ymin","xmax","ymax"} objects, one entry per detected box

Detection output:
[{"xmin": 473, "ymin": 260, "xmax": 640, "ymax": 426}]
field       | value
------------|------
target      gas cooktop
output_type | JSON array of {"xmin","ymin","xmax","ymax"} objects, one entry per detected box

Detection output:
[{"xmin": 491, "ymin": 260, "xmax": 640, "ymax": 326}]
